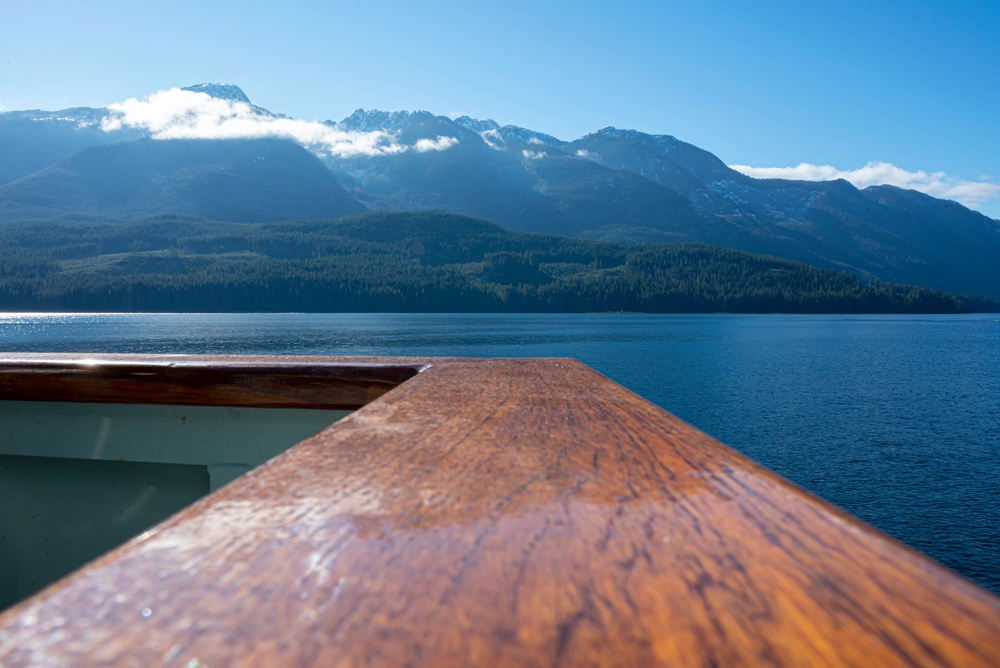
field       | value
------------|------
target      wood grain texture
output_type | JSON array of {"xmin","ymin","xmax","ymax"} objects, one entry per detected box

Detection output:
[
  {"xmin": 0, "ymin": 355, "xmax": 424, "ymax": 409},
  {"xmin": 0, "ymin": 354, "xmax": 998, "ymax": 666}
]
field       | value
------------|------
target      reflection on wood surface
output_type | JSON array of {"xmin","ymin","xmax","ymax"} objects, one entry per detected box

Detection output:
[{"xmin": 0, "ymin": 354, "xmax": 998, "ymax": 666}]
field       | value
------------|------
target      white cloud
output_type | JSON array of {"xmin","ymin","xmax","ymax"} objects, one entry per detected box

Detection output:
[
  {"xmin": 575, "ymin": 149, "xmax": 589, "ymax": 157},
  {"xmin": 730, "ymin": 161, "xmax": 1000, "ymax": 212},
  {"xmin": 528, "ymin": 137, "xmax": 545, "ymax": 145},
  {"xmin": 522, "ymin": 149, "xmax": 546, "ymax": 160},
  {"xmin": 414, "ymin": 136, "xmax": 459, "ymax": 152},
  {"xmin": 100, "ymin": 88, "xmax": 457, "ymax": 158}
]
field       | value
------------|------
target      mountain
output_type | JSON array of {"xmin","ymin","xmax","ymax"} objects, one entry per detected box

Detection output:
[
  {"xmin": 0, "ymin": 138, "xmax": 365, "ymax": 223},
  {"xmin": 329, "ymin": 110, "xmax": 713, "ymax": 240},
  {"xmin": 181, "ymin": 83, "xmax": 283, "ymax": 117},
  {"xmin": 0, "ymin": 84, "xmax": 267, "ymax": 187},
  {"xmin": 325, "ymin": 114, "xmax": 1000, "ymax": 298},
  {"xmin": 1, "ymin": 84, "xmax": 998, "ymax": 300},
  {"xmin": 181, "ymin": 83, "xmax": 253, "ymax": 105},
  {"xmin": 0, "ymin": 107, "xmax": 140, "ymax": 185},
  {"xmin": 564, "ymin": 128, "xmax": 1000, "ymax": 297}
]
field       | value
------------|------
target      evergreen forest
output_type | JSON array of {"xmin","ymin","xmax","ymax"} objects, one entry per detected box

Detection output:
[{"xmin": 1, "ymin": 212, "xmax": 994, "ymax": 313}]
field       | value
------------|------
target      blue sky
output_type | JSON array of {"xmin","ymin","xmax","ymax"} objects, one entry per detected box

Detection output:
[{"xmin": 2, "ymin": 0, "xmax": 998, "ymax": 217}]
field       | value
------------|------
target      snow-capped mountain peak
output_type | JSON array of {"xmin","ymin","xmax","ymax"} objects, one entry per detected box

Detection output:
[
  {"xmin": 453, "ymin": 116, "xmax": 501, "ymax": 134},
  {"xmin": 454, "ymin": 116, "xmax": 564, "ymax": 147},
  {"xmin": 339, "ymin": 108, "xmax": 415, "ymax": 132},
  {"xmin": 594, "ymin": 126, "xmax": 643, "ymax": 140},
  {"xmin": 589, "ymin": 126, "xmax": 683, "ymax": 148},
  {"xmin": 498, "ymin": 125, "xmax": 563, "ymax": 147},
  {"xmin": 181, "ymin": 83, "xmax": 253, "ymax": 105}
]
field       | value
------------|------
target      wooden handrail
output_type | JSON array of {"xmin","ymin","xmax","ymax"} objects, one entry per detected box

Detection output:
[
  {"xmin": 0, "ymin": 355, "xmax": 425, "ymax": 409},
  {"xmin": 0, "ymin": 354, "xmax": 998, "ymax": 666}
]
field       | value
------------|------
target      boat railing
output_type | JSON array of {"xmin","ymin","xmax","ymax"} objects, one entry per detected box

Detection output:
[{"xmin": 0, "ymin": 353, "xmax": 998, "ymax": 666}]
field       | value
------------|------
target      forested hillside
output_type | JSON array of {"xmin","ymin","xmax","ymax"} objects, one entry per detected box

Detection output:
[{"xmin": 0, "ymin": 212, "xmax": 993, "ymax": 313}]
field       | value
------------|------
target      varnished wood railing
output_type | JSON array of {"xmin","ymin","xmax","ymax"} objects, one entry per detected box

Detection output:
[
  {"xmin": 0, "ymin": 354, "xmax": 423, "ymax": 409},
  {"xmin": 0, "ymin": 353, "xmax": 998, "ymax": 666}
]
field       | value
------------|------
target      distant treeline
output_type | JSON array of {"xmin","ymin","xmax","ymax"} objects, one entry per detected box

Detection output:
[{"xmin": 0, "ymin": 212, "xmax": 995, "ymax": 313}]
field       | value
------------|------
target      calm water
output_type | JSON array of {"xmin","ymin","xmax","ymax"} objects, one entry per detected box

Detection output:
[{"xmin": 2, "ymin": 312, "xmax": 998, "ymax": 593}]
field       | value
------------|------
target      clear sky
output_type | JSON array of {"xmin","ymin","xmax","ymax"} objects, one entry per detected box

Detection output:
[{"xmin": 2, "ymin": 0, "xmax": 998, "ymax": 217}]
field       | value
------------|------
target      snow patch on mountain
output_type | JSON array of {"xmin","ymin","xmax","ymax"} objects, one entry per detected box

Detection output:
[
  {"xmin": 453, "ymin": 116, "xmax": 501, "ymax": 134},
  {"xmin": 453, "ymin": 116, "xmax": 563, "ymax": 147},
  {"xmin": 500, "ymin": 125, "xmax": 563, "ymax": 146},
  {"xmin": 2, "ymin": 107, "xmax": 111, "ymax": 128},
  {"xmin": 480, "ymin": 129, "xmax": 504, "ymax": 150},
  {"xmin": 453, "ymin": 117, "xmax": 509, "ymax": 149}
]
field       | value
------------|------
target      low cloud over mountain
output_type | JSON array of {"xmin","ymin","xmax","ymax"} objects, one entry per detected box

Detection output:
[
  {"xmin": 730, "ymin": 161, "xmax": 999, "ymax": 212},
  {"xmin": 101, "ymin": 87, "xmax": 459, "ymax": 159},
  {"xmin": 94, "ymin": 86, "xmax": 999, "ymax": 216}
]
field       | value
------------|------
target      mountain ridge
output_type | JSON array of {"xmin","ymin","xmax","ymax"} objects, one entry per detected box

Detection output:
[{"xmin": 1, "ymin": 84, "xmax": 997, "ymax": 300}]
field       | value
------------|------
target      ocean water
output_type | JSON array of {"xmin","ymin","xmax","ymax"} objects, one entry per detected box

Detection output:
[{"xmin": 2, "ymin": 312, "xmax": 998, "ymax": 593}]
